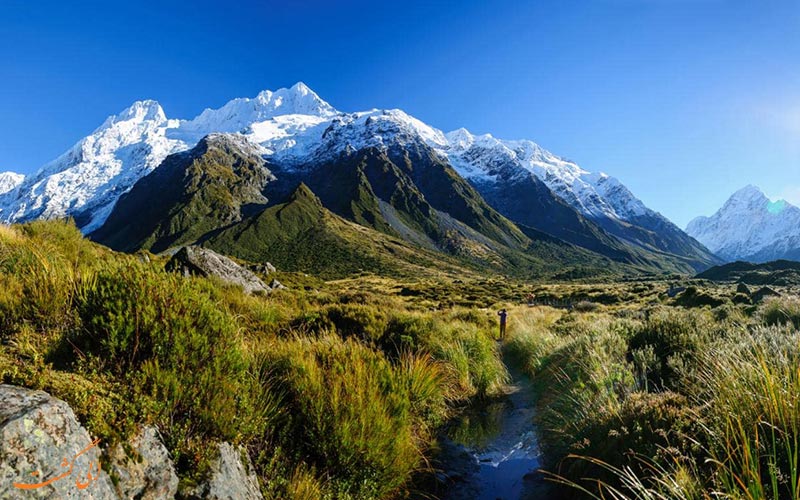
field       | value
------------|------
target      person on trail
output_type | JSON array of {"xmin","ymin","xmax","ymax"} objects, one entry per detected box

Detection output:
[{"xmin": 498, "ymin": 308, "xmax": 508, "ymax": 340}]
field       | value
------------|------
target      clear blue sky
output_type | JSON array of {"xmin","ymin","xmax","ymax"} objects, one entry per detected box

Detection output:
[{"xmin": 1, "ymin": 0, "xmax": 798, "ymax": 227}]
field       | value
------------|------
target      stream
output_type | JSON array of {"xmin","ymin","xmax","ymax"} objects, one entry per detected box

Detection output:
[{"xmin": 430, "ymin": 352, "xmax": 554, "ymax": 500}]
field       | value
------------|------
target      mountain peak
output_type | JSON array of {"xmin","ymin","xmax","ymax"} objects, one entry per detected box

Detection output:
[
  {"xmin": 253, "ymin": 82, "xmax": 336, "ymax": 117},
  {"xmin": 290, "ymin": 81, "xmax": 313, "ymax": 95},
  {"xmin": 0, "ymin": 171, "xmax": 24, "ymax": 196},
  {"xmin": 94, "ymin": 100, "xmax": 169, "ymax": 134},
  {"xmin": 176, "ymin": 84, "xmax": 337, "ymax": 143},
  {"xmin": 686, "ymin": 185, "xmax": 800, "ymax": 262},
  {"xmin": 730, "ymin": 184, "xmax": 767, "ymax": 201},
  {"xmin": 115, "ymin": 100, "xmax": 167, "ymax": 123}
]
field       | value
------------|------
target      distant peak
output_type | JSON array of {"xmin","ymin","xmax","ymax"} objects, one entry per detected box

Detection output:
[
  {"xmin": 253, "ymin": 83, "xmax": 336, "ymax": 117},
  {"xmin": 290, "ymin": 81, "xmax": 312, "ymax": 94},
  {"xmin": 731, "ymin": 184, "xmax": 765, "ymax": 198},
  {"xmin": 116, "ymin": 100, "xmax": 167, "ymax": 123},
  {"xmin": 446, "ymin": 128, "xmax": 475, "ymax": 148}
]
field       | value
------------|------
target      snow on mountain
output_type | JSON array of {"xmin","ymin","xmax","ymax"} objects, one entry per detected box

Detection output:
[
  {"xmin": 171, "ymin": 82, "xmax": 337, "ymax": 144},
  {"xmin": 686, "ymin": 185, "xmax": 800, "ymax": 262},
  {"xmin": 0, "ymin": 172, "xmax": 24, "ymax": 196},
  {"xmin": 0, "ymin": 100, "xmax": 185, "ymax": 232},
  {"xmin": 0, "ymin": 82, "xmax": 680, "ymax": 248},
  {"xmin": 0, "ymin": 83, "xmax": 338, "ymax": 232},
  {"xmin": 436, "ymin": 128, "xmax": 649, "ymax": 222}
]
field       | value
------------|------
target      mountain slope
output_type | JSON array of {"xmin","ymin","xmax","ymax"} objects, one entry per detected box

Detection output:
[
  {"xmin": 93, "ymin": 132, "xmax": 630, "ymax": 279},
  {"xmin": 437, "ymin": 129, "xmax": 719, "ymax": 272},
  {"xmin": 204, "ymin": 182, "xmax": 471, "ymax": 278},
  {"xmin": 91, "ymin": 134, "xmax": 275, "ymax": 253},
  {"xmin": 686, "ymin": 185, "xmax": 800, "ymax": 263},
  {"xmin": 3, "ymin": 82, "xmax": 712, "ymax": 274}
]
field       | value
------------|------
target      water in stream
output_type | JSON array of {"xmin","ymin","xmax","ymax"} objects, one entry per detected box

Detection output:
[{"xmin": 432, "ymin": 361, "xmax": 553, "ymax": 500}]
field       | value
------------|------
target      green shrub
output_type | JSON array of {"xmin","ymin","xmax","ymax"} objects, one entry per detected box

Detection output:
[
  {"xmin": 674, "ymin": 286, "xmax": 725, "ymax": 308},
  {"xmin": 260, "ymin": 334, "xmax": 424, "ymax": 498},
  {"xmin": 561, "ymin": 391, "xmax": 699, "ymax": 489},
  {"xmin": 573, "ymin": 300, "xmax": 599, "ymax": 312},
  {"xmin": 626, "ymin": 308, "xmax": 714, "ymax": 390},
  {"xmin": 382, "ymin": 312, "xmax": 506, "ymax": 398}
]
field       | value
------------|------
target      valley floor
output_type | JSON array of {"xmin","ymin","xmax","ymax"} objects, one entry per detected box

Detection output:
[{"xmin": 4, "ymin": 221, "xmax": 800, "ymax": 499}]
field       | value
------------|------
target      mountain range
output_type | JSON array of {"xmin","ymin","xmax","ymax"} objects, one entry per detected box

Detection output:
[
  {"xmin": 686, "ymin": 185, "xmax": 800, "ymax": 263},
  {"xmin": 0, "ymin": 83, "xmax": 720, "ymax": 277}
]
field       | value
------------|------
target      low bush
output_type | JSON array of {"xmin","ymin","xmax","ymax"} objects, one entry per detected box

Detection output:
[{"xmin": 259, "ymin": 334, "xmax": 429, "ymax": 498}]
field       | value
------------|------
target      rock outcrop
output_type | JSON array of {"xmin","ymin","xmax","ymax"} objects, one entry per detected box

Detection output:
[
  {"xmin": 180, "ymin": 442, "xmax": 263, "ymax": 500},
  {"xmin": 165, "ymin": 246, "xmax": 271, "ymax": 295},
  {"xmin": 0, "ymin": 385, "xmax": 118, "ymax": 499},
  {"xmin": 0, "ymin": 384, "xmax": 266, "ymax": 500},
  {"xmin": 107, "ymin": 426, "xmax": 178, "ymax": 500}
]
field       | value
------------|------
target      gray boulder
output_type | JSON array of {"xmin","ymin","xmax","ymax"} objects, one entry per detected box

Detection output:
[
  {"xmin": 249, "ymin": 263, "xmax": 276, "ymax": 276},
  {"xmin": 107, "ymin": 426, "xmax": 177, "ymax": 500},
  {"xmin": 736, "ymin": 282, "xmax": 751, "ymax": 295},
  {"xmin": 180, "ymin": 442, "xmax": 262, "ymax": 500},
  {"xmin": 166, "ymin": 246, "xmax": 270, "ymax": 295},
  {"xmin": 0, "ymin": 385, "xmax": 118, "ymax": 499},
  {"xmin": 268, "ymin": 279, "xmax": 286, "ymax": 291}
]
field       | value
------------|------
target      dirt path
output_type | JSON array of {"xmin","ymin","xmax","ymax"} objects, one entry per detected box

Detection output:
[{"xmin": 433, "ymin": 348, "xmax": 554, "ymax": 500}]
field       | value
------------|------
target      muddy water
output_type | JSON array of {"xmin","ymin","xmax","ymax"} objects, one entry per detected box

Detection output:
[{"xmin": 433, "ymin": 357, "xmax": 553, "ymax": 500}]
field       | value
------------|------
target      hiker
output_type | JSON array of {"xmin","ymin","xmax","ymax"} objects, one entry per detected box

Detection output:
[{"xmin": 498, "ymin": 308, "xmax": 508, "ymax": 340}]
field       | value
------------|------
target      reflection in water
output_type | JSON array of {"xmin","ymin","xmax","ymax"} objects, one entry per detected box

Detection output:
[{"xmin": 434, "ymin": 368, "xmax": 547, "ymax": 500}]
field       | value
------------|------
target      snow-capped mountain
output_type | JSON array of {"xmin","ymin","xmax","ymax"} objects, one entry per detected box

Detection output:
[
  {"xmin": 0, "ymin": 82, "xmax": 715, "ymax": 270},
  {"xmin": 0, "ymin": 101, "xmax": 184, "ymax": 232},
  {"xmin": 0, "ymin": 172, "xmax": 24, "ymax": 196},
  {"xmin": 0, "ymin": 82, "xmax": 332, "ymax": 233},
  {"xmin": 430, "ymin": 128, "xmax": 717, "ymax": 268},
  {"xmin": 686, "ymin": 186, "xmax": 800, "ymax": 263},
  {"xmin": 439, "ymin": 129, "xmax": 649, "ymax": 221}
]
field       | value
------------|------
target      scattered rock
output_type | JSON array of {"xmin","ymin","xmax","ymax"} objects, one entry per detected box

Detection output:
[
  {"xmin": 736, "ymin": 282, "xmax": 751, "ymax": 295},
  {"xmin": 249, "ymin": 262, "xmax": 276, "ymax": 275},
  {"xmin": 0, "ymin": 385, "xmax": 118, "ymax": 499},
  {"xmin": 268, "ymin": 279, "xmax": 286, "ymax": 291},
  {"xmin": 165, "ymin": 246, "xmax": 270, "ymax": 295},
  {"xmin": 107, "ymin": 426, "xmax": 177, "ymax": 500},
  {"xmin": 180, "ymin": 442, "xmax": 262, "ymax": 500}
]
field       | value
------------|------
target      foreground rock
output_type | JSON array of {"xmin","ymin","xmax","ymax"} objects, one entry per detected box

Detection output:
[
  {"xmin": 107, "ymin": 426, "xmax": 178, "ymax": 500},
  {"xmin": 180, "ymin": 442, "xmax": 263, "ymax": 500},
  {"xmin": 0, "ymin": 385, "xmax": 118, "ymax": 499},
  {"xmin": 166, "ymin": 246, "xmax": 271, "ymax": 295}
]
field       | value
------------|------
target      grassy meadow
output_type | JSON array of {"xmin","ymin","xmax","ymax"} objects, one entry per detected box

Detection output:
[
  {"xmin": 3, "ymin": 219, "xmax": 800, "ymax": 499},
  {"xmin": 506, "ymin": 283, "xmax": 800, "ymax": 499},
  {"xmin": 0, "ymin": 220, "xmax": 509, "ymax": 499}
]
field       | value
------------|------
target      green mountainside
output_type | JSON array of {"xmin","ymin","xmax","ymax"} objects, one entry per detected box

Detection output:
[
  {"xmin": 91, "ymin": 133, "xmax": 672, "ymax": 280},
  {"xmin": 91, "ymin": 134, "xmax": 274, "ymax": 253}
]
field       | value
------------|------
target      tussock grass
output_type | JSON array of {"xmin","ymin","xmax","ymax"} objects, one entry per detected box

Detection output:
[
  {"xmin": 0, "ymin": 220, "xmax": 508, "ymax": 499},
  {"xmin": 511, "ymin": 292, "xmax": 800, "ymax": 499}
]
